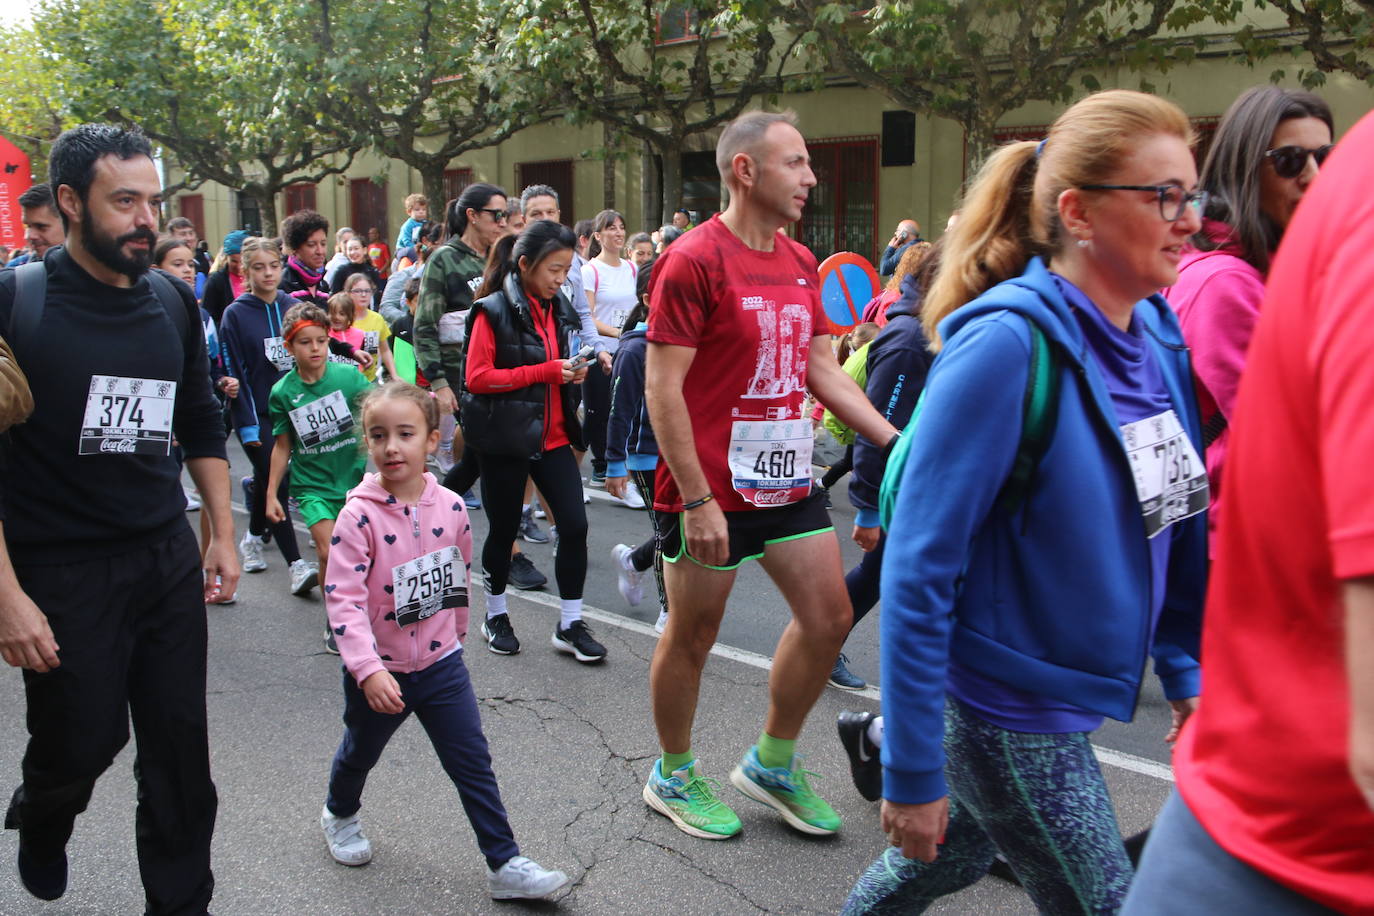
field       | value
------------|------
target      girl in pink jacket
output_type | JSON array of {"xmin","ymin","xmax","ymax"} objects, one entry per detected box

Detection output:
[{"xmin": 319, "ymin": 381, "xmax": 570, "ymax": 901}]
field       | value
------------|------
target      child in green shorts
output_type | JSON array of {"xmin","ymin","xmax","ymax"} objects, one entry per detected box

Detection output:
[{"xmin": 266, "ymin": 303, "xmax": 372, "ymax": 653}]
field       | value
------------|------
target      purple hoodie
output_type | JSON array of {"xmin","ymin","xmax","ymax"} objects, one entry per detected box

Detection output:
[
  {"xmin": 1162, "ymin": 219, "xmax": 1267, "ymax": 548},
  {"xmin": 325, "ymin": 471, "xmax": 473, "ymax": 686}
]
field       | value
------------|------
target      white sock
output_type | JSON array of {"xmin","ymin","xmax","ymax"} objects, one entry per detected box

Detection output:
[
  {"xmin": 559, "ymin": 598, "xmax": 582, "ymax": 630},
  {"xmin": 867, "ymin": 715, "xmax": 884, "ymax": 748},
  {"xmin": 485, "ymin": 590, "xmax": 508, "ymax": 620},
  {"xmin": 522, "ymin": 503, "xmax": 531, "ymax": 513}
]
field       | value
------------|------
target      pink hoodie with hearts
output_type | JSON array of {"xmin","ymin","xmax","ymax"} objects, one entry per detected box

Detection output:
[{"xmin": 324, "ymin": 471, "xmax": 473, "ymax": 687}]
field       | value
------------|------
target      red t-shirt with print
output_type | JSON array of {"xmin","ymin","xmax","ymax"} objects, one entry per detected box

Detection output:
[
  {"xmin": 647, "ymin": 215, "xmax": 826, "ymax": 513},
  {"xmin": 1173, "ymin": 110, "xmax": 1374, "ymax": 914}
]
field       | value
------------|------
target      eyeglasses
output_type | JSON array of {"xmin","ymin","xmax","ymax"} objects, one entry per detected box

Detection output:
[
  {"xmin": 1078, "ymin": 184, "xmax": 1208, "ymax": 222},
  {"xmin": 349, "ymin": 287, "xmax": 373, "ymax": 296},
  {"xmin": 1264, "ymin": 144, "xmax": 1332, "ymax": 179},
  {"xmin": 475, "ymin": 208, "xmax": 508, "ymax": 222}
]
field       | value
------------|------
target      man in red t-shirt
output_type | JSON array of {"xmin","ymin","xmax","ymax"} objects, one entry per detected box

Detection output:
[
  {"xmin": 1123, "ymin": 110, "xmax": 1374, "ymax": 914},
  {"xmin": 642, "ymin": 110, "xmax": 898, "ymax": 841}
]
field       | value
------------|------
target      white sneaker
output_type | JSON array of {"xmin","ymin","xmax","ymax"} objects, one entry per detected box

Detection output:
[
  {"xmin": 320, "ymin": 805, "xmax": 372, "ymax": 866},
  {"xmin": 290, "ymin": 559, "xmax": 319, "ymax": 596},
  {"xmin": 611, "ymin": 544, "xmax": 645, "ymax": 607},
  {"xmin": 619, "ymin": 479, "xmax": 646, "ymax": 509},
  {"xmin": 239, "ymin": 532, "xmax": 268, "ymax": 573},
  {"xmin": 488, "ymin": 855, "xmax": 569, "ymax": 900},
  {"xmin": 532, "ymin": 500, "xmax": 546, "ymax": 520},
  {"xmin": 654, "ymin": 609, "xmax": 669, "ymax": 635}
]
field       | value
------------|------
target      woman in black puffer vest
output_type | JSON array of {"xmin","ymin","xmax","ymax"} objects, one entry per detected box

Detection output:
[{"xmin": 461, "ymin": 220, "xmax": 607, "ymax": 665}]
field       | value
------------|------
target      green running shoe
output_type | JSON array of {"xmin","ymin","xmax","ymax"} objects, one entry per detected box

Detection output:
[
  {"xmin": 730, "ymin": 746, "xmax": 842, "ymax": 835},
  {"xmin": 643, "ymin": 759, "xmax": 742, "ymax": 840}
]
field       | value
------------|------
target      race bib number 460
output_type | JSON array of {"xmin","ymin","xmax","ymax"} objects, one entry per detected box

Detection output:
[
  {"xmin": 391, "ymin": 546, "xmax": 467, "ymax": 627},
  {"xmin": 728, "ymin": 418, "xmax": 813, "ymax": 507},
  {"xmin": 80, "ymin": 375, "xmax": 176, "ymax": 456},
  {"xmin": 1122, "ymin": 409, "xmax": 1208, "ymax": 538},
  {"xmin": 288, "ymin": 389, "xmax": 353, "ymax": 449}
]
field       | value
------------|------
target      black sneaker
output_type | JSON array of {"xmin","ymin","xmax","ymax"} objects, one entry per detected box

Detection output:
[
  {"xmin": 836, "ymin": 710, "xmax": 883, "ymax": 801},
  {"xmin": 518, "ymin": 507, "xmax": 550, "ymax": 544},
  {"xmin": 507, "ymin": 553, "xmax": 547, "ymax": 591},
  {"xmin": 828, "ymin": 653, "xmax": 867, "ymax": 691},
  {"xmin": 16, "ymin": 847, "xmax": 67, "ymax": 901},
  {"xmin": 324, "ymin": 627, "xmax": 340, "ymax": 655},
  {"xmin": 481, "ymin": 613, "xmax": 520, "ymax": 655},
  {"xmin": 552, "ymin": 619, "xmax": 606, "ymax": 663}
]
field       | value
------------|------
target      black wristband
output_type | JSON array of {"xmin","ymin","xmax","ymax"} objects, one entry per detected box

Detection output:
[
  {"xmin": 682, "ymin": 493, "xmax": 715, "ymax": 511},
  {"xmin": 881, "ymin": 432, "xmax": 901, "ymax": 461}
]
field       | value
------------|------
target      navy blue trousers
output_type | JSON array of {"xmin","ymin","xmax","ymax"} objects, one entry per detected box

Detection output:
[{"xmin": 326, "ymin": 650, "xmax": 519, "ymax": 870}]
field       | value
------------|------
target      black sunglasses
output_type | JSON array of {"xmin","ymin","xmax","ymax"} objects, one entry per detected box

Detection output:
[
  {"xmin": 1078, "ymin": 184, "xmax": 1208, "ymax": 222},
  {"xmin": 1263, "ymin": 144, "xmax": 1332, "ymax": 179},
  {"xmin": 474, "ymin": 207, "xmax": 508, "ymax": 222}
]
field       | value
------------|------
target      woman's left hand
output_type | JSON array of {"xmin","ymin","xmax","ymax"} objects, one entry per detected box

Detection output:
[{"xmin": 1165, "ymin": 696, "xmax": 1199, "ymax": 745}]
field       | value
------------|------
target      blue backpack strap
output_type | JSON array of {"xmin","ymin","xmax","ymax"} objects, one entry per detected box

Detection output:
[{"xmin": 7, "ymin": 261, "xmax": 47, "ymax": 351}]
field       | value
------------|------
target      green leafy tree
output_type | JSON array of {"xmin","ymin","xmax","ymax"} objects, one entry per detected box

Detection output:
[
  {"xmin": 0, "ymin": 26, "xmax": 72, "ymax": 182},
  {"xmin": 1199, "ymin": 0, "xmax": 1374, "ymax": 85},
  {"xmin": 786, "ymin": 0, "xmax": 1193, "ymax": 162},
  {"xmin": 509, "ymin": 0, "xmax": 800, "ymax": 224},
  {"xmin": 286, "ymin": 0, "xmax": 549, "ymax": 212},
  {"xmin": 36, "ymin": 0, "xmax": 356, "ymax": 232}
]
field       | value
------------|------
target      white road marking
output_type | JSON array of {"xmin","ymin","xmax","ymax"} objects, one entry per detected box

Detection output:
[{"xmin": 224, "ymin": 501, "xmax": 1172, "ymax": 783}]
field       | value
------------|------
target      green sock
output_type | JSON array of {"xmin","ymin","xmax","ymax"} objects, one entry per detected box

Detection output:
[
  {"xmin": 756, "ymin": 732, "xmax": 796, "ymax": 770},
  {"xmin": 661, "ymin": 750, "xmax": 695, "ymax": 778}
]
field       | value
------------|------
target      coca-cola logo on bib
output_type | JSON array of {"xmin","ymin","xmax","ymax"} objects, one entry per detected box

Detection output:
[
  {"xmin": 751, "ymin": 489, "xmax": 794, "ymax": 506},
  {"xmin": 99, "ymin": 438, "xmax": 138, "ymax": 453}
]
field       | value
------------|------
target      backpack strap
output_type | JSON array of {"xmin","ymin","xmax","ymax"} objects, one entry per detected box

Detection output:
[
  {"xmin": 8, "ymin": 261, "xmax": 48, "ymax": 351},
  {"xmin": 146, "ymin": 269, "xmax": 193, "ymax": 356},
  {"xmin": 997, "ymin": 316, "xmax": 1060, "ymax": 516},
  {"xmin": 878, "ymin": 314, "xmax": 1060, "ymax": 530}
]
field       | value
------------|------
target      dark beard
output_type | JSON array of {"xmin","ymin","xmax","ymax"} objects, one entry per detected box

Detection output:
[{"xmin": 81, "ymin": 207, "xmax": 156, "ymax": 280}]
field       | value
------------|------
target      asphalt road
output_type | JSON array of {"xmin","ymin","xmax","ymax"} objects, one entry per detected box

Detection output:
[{"xmin": 0, "ymin": 443, "xmax": 1178, "ymax": 914}]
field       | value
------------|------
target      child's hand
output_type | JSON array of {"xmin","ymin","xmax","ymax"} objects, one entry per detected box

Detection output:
[
  {"xmin": 219, "ymin": 376, "xmax": 240, "ymax": 398},
  {"xmin": 362, "ymin": 670, "xmax": 404, "ymax": 714},
  {"xmin": 606, "ymin": 476, "xmax": 628, "ymax": 499},
  {"xmin": 265, "ymin": 497, "xmax": 286, "ymax": 524},
  {"xmin": 353, "ymin": 350, "xmax": 374, "ymax": 370}
]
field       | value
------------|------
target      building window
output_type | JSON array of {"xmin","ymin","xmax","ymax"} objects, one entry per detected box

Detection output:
[
  {"xmin": 284, "ymin": 182, "xmax": 316, "ymax": 215},
  {"xmin": 443, "ymin": 168, "xmax": 473, "ymax": 205},
  {"xmin": 681, "ymin": 150, "xmax": 721, "ymax": 224},
  {"xmin": 350, "ymin": 178, "xmax": 389, "ymax": 241},
  {"xmin": 515, "ymin": 159, "xmax": 574, "ymax": 225},
  {"xmin": 177, "ymin": 194, "xmax": 205, "ymax": 241},
  {"xmin": 235, "ymin": 191, "xmax": 262, "ymax": 236},
  {"xmin": 798, "ymin": 137, "xmax": 879, "ymax": 266}
]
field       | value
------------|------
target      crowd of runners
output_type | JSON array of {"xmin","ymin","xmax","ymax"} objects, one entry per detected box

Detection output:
[{"xmin": 0, "ymin": 81, "xmax": 1370, "ymax": 915}]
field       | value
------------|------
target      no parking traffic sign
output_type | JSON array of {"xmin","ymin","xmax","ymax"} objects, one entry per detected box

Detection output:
[{"xmin": 817, "ymin": 252, "xmax": 879, "ymax": 335}]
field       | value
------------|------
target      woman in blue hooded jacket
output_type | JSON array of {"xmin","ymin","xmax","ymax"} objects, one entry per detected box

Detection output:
[{"xmin": 844, "ymin": 90, "xmax": 1210, "ymax": 914}]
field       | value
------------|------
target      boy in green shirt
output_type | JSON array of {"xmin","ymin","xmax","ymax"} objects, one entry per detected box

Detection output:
[{"xmin": 266, "ymin": 303, "xmax": 371, "ymax": 653}]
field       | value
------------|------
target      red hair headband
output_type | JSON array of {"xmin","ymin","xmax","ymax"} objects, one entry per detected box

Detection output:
[{"xmin": 283, "ymin": 319, "xmax": 329, "ymax": 343}]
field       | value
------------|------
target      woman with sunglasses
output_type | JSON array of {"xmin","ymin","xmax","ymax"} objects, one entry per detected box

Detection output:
[
  {"xmin": 843, "ymin": 90, "xmax": 1210, "ymax": 914},
  {"xmin": 1164, "ymin": 87, "xmax": 1332, "ymax": 544}
]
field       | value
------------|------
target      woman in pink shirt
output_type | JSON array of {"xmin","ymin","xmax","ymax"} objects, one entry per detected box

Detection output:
[{"xmin": 1164, "ymin": 87, "xmax": 1332, "ymax": 541}]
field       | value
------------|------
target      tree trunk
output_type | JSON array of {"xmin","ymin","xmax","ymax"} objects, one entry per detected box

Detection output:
[
  {"xmin": 963, "ymin": 117, "xmax": 999, "ymax": 173},
  {"xmin": 640, "ymin": 143, "xmax": 658, "ymax": 231},
  {"xmin": 253, "ymin": 189, "xmax": 278, "ymax": 239},
  {"xmin": 603, "ymin": 155, "xmax": 615, "ymax": 211},
  {"xmin": 659, "ymin": 144, "xmax": 683, "ymax": 227},
  {"xmin": 419, "ymin": 160, "xmax": 447, "ymax": 221}
]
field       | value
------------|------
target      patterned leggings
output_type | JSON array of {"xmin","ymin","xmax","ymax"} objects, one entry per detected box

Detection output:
[{"xmin": 842, "ymin": 698, "xmax": 1132, "ymax": 915}]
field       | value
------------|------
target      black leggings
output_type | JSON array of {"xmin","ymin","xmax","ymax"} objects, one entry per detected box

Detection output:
[
  {"xmin": 242, "ymin": 431, "xmax": 301, "ymax": 564},
  {"xmin": 821, "ymin": 444, "xmax": 854, "ymax": 490},
  {"xmin": 629, "ymin": 467, "xmax": 669, "ymax": 616},
  {"xmin": 582, "ymin": 364, "xmax": 612, "ymax": 473},
  {"xmin": 442, "ymin": 443, "xmax": 482, "ymax": 495},
  {"xmin": 478, "ymin": 445, "xmax": 586, "ymax": 597}
]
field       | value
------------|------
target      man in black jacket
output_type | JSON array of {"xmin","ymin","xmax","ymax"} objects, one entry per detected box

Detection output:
[{"xmin": 0, "ymin": 124, "xmax": 236, "ymax": 914}]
